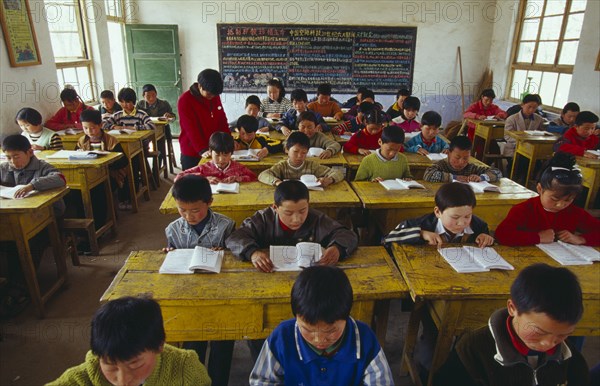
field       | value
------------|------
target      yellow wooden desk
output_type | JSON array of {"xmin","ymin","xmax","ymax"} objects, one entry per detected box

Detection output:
[
  {"xmin": 57, "ymin": 132, "xmax": 85, "ymax": 150},
  {"xmin": 467, "ymin": 119, "xmax": 505, "ymax": 161},
  {"xmin": 507, "ymin": 131, "xmax": 559, "ymax": 186},
  {"xmin": 343, "ymin": 152, "xmax": 444, "ymax": 180},
  {"xmin": 578, "ymin": 156, "xmax": 600, "ymax": 209},
  {"xmin": 391, "ymin": 244, "xmax": 600, "ymax": 386},
  {"xmin": 0, "ymin": 187, "xmax": 70, "ymax": 317},
  {"xmin": 159, "ymin": 180, "xmax": 361, "ymax": 225},
  {"xmin": 109, "ymin": 130, "xmax": 153, "ymax": 213},
  {"xmin": 350, "ymin": 178, "xmax": 537, "ymax": 234},
  {"xmin": 38, "ymin": 151, "xmax": 123, "ymax": 244},
  {"xmin": 150, "ymin": 119, "xmax": 168, "ymax": 180},
  {"xmin": 101, "ymin": 247, "xmax": 409, "ymax": 343}
]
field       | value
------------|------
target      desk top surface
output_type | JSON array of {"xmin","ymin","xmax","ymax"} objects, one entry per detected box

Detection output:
[
  {"xmin": 392, "ymin": 244, "xmax": 600, "ymax": 301},
  {"xmin": 0, "ymin": 187, "xmax": 69, "ymax": 213},
  {"xmin": 101, "ymin": 247, "xmax": 408, "ymax": 303},
  {"xmin": 466, "ymin": 118, "xmax": 506, "ymax": 127},
  {"xmin": 160, "ymin": 180, "xmax": 361, "ymax": 214},
  {"xmin": 505, "ymin": 130, "xmax": 559, "ymax": 143},
  {"xmin": 350, "ymin": 178, "xmax": 537, "ymax": 209},
  {"xmin": 37, "ymin": 151, "xmax": 123, "ymax": 168},
  {"xmin": 576, "ymin": 156, "xmax": 600, "ymax": 168},
  {"xmin": 109, "ymin": 130, "xmax": 154, "ymax": 141},
  {"xmin": 200, "ymin": 152, "xmax": 348, "ymax": 168}
]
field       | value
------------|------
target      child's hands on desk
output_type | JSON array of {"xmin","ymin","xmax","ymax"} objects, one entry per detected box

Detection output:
[
  {"xmin": 421, "ymin": 230, "xmax": 444, "ymax": 248},
  {"xmin": 258, "ymin": 126, "xmax": 270, "ymax": 133},
  {"xmin": 475, "ymin": 234, "xmax": 495, "ymax": 248},
  {"xmin": 13, "ymin": 184, "xmax": 34, "ymax": 199},
  {"xmin": 256, "ymin": 148, "xmax": 268, "ymax": 159},
  {"xmin": 358, "ymin": 148, "xmax": 372, "ymax": 156},
  {"xmin": 456, "ymin": 175, "xmax": 482, "ymax": 182},
  {"xmin": 319, "ymin": 149, "xmax": 333, "ymax": 159},
  {"xmin": 538, "ymin": 229, "xmax": 555, "ymax": 243},
  {"xmin": 31, "ymin": 144, "xmax": 45, "ymax": 151},
  {"xmin": 280, "ymin": 126, "xmax": 292, "ymax": 136},
  {"xmin": 251, "ymin": 251, "xmax": 274, "ymax": 272},
  {"xmin": 317, "ymin": 176, "xmax": 334, "ymax": 187},
  {"xmin": 206, "ymin": 176, "xmax": 221, "ymax": 184},
  {"xmin": 319, "ymin": 246, "xmax": 340, "ymax": 265},
  {"xmin": 584, "ymin": 151, "xmax": 599, "ymax": 159},
  {"xmin": 557, "ymin": 230, "xmax": 586, "ymax": 245}
]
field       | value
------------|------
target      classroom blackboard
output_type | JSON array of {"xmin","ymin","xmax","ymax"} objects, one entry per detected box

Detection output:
[{"xmin": 218, "ymin": 24, "xmax": 417, "ymax": 94}]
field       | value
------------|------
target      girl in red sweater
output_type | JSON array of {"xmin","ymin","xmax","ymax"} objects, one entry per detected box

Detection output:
[
  {"xmin": 496, "ymin": 152, "xmax": 600, "ymax": 246},
  {"xmin": 343, "ymin": 110, "xmax": 386, "ymax": 155}
]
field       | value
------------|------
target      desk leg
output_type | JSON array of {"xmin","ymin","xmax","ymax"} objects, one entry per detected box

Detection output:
[
  {"xmin": 126, "ymin": 155, "xmax": 139, "ymax": 214},
  {"xmin": 427, "ymin": 302, "xmax": 463, "ymax": 386},
  {"xmin": 373, "ymin": 299, "xmax": 390, "ymax": 349},
  {"xmin": 138, "ymin": 152, "xmax": 151, "ymax": 201},
  {"xmin": 13, "ymin": 229, "xmax": 44, "ymax": 317},
  {"xmin": 401, "ymin": 300, "xmax": 426, "ymax": 386}
]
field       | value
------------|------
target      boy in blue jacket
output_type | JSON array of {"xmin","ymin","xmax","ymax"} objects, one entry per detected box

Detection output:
[{"xmin": 405, "ymin": 111, "xmax": 449, "ymax": 155}]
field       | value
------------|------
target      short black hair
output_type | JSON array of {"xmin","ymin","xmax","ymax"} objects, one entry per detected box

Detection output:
[
  {"xmin": 402, "ymin": 96, "xmax": 421, "ymax": 111},
  {"xmin": 172, "ymin": 175, "xmax": 212, "ymax": 203},
  {"xmin": 435, "ymin": 182, "xmax": 477, "ymax": 212},
  {"xmin": 285, "ymin": 131, "xmax": 310, "ymax": 151},
  {"xmin": 80, "ymin": 109, "xmax": 102, "ymax": 125},
  {"xmin": 274, "ymin": 179, "xmax": 309, "ymax": 206},
  {"xmin": 538, "ymin": 152, "xmax": 583, "ymax": 198},
  {"xmin": 208, "ymin": 131, "xmax": 234, "ymax": 154},
  {"xmin": 511, "ymin": 263, "xmax": 583, "ymax": 325},
  {"xmin": 421, "ymin": 111, "xmax": 442, "ymax": 128},
  {"xmin": 359, "ymin": 101, "xmax": 375, "ymax": 114},
  {"xmin": 267, "ymin": 78, "xmax": 285, "ymax": 101},
  {"xmin": 381, "ymin": 125, "xmax": 405, "ymax": 144},
  {"xmin": 361, "ymin": 89, "xmax": 375, "ymax": 101},
  {"xmin": 100, "ymin": 90, "xmax": 115, "ymax": 100},
  {"xmin": 90, "ymin": 297, "xmax": 166, "ymax": 362},
  {"xmin": 396, "ymin": 88, "xmax": 411, "ymax": 99},
  {"xmin": 364, "ymin": 109, "xmax": 387, "ymax": 125},
  {"xmin": 297, "ymin": 111, "xmax": 318, "ymax": 126},
  {"xmin": 291, "ymin": 266, "xmax": 353, "ymax": 324},
  {"xmin": 357, "ymin": 86, "xmax": 369, "ymax": 95},
  {"xmin": 2, "ymin": 134, "xmax": 31, "ymax": 152},
  {"xmin": 15, "ymin": 107, "xmax": 42, "ymax": 126},
  {"xmin": 562, "ymin": 102, "xmax": 580, "ymax": 115},
  {"xmin": 197, "ymin": 69, "xmax": 224, "ymax": 95},
  {"xmin": 575, "ymin": 111, "xmax": 599, "ymax": 126},
  {"xmin": 237, "ymin": 114, "xmax": 258, "ymax": 133},
  {"xmin": 142, "ymin": 84, "xmax": 157, "ymax": 94},
  {"xmin": 449, "ymin": 135, "xmax": 472, "ymax": 151},
  {"xmin": 317, "ymin": 83, "xmax": 332, "ymax": 96},
  {"xmin": 117, "ymin": 87, "xmax": 137, "ymax": 103},
  {"xmin": 60, "ymin": 87, "xmax": 79, "ymax": 102},
  {"xmin": 245, "ymin": 95, "xmax": 261, "ymax": 108},
  {"xmin": 523, "ymin": 94, "xmax": 542, "ymax": 105},
  {"xmin": 480, "ymin": 88, "xmax": 496, "ymax": 99},
  {"xmin": 290, "ymin": 89, "xmax": 308, "ymax": 103}
]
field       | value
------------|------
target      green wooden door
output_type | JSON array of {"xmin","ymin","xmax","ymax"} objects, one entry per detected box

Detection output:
[{"xmin": 125, "ymin": 24, "xmax": 182, "ymax": 135}]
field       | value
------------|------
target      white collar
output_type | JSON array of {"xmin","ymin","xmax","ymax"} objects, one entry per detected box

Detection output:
[
  {"xmin": 435, "ymin": 218, "xmax": 474, "ymax": 237},
  {"xmin": 375, "ymin": 148, "xmax": 398, "ymax": 162}
]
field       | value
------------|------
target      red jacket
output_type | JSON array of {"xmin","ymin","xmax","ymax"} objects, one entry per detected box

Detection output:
[
  {"xmin": 45, "ymin": 104, "xmax": 94, "ymax": 131},
  {"xmin": 495, "ymin": 196, "xmax": 600, "ymax": 246},
  {"xmin": 177, "ymin": 83, "xmax": 229, "ymax": 157},
  {"xmin": 463, "ymin": 100, "xmax": 507, "ymax": 120},
  {"xmin": 557, "ymin": 127, "xmax": 599, "ymax": 156},
  {"xmin": 175, "ymin": 160, "xmax": 257, "ymax": 182},
  {"xmin": 343, "ymin": 128, "xmax": 382, "ymax": 154}
]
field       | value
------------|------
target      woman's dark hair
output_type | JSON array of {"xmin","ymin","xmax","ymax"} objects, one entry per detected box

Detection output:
[
  {"xmin": 197, "ymin": 69, "xmax": 224, "ymax": 95},
  {"xmin": 15, "ymin": 107, "xmax": 42, "ymax": 126},
  {"xmin": 538, "ymin": 152, "xmax": 583, "ymax": 198},
  {"xmin": 60, "ymin": 87, "xmax": 79, "ymax": 102}
]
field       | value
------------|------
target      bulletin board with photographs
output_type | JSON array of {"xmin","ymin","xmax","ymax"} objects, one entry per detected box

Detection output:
[{"xmin": 0, "ymin": 0, "xmax": 41, "ymax": 67}]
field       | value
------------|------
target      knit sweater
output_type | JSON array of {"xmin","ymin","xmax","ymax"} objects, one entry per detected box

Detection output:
[
  {"xmin": 175, "ymin": 160, "xmax": 257, "ymax": 182},
  {"xmin": 166, "ymin": 209, "xmax": 235, "ymax": 249},
  {"xmin": 331, "ymin": 116, "xmax": 364, "ymax": 135},
  {"xmin": 495, "ymin": 196, "xmax": 600, "ymax": 246},
  {"xmin": 555, "ymin": 126, "xmax": 599, "ymax": 156},
  {"xmin": 308, "ymin": 131, "xmax": 342, "ymax": 155},
  {"xmin": 423, "ymin": 159, "xmax": 502, "ymax": 183},
  {"xmin": 22, "ymin": 127, "xmax": 63, "ymax": 150},
  {"xmin": 235, "ymin": 134, "xmax": 283, "ymax": 154},
  {"xmin": 136, "ymin": 98, "xmax": 176, "ymax": 119},
  {"xmin": 354, "ymin": 150, "xmax": 412, "ymax": 181},
  {"xmin": 45, "ymin": 104, "xmax": 95, "ymax": 131},
  {"xmin": 260, "ymin": 97, "xmax": 292, "ymax": 117},
  {"xmin": 258, "ymin": 159, "xmax": 344, "ymax": 186},
  {"xmin": 343, "ymin": 129, "xmax": 382, "ymax": 154},
  {"xmin": 405, "ymin": 133, "xmax": 449, "ymax": 154},
  {"xmin": 307, "ymin": 100, "xmax": 343, "ymax": 120},
  {"xmin": 46, "ymin": 344, "xmax": 211, "ymax": 386},
  {"xmin": 102, "ymin": 108, "xmax": 155, "ymax": 131}
]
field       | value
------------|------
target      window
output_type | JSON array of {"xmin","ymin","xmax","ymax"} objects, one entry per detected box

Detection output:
[
  {"xmin": 105, "ymin": 0, "xmax": 128, "ymax": 91},
  {"xmin": 508, "ymin": 0, "xmax": 587, "ymax": 109},
  {"xmin": 45, "ymin": 0, "xmax": 95, "ymax": 102}
]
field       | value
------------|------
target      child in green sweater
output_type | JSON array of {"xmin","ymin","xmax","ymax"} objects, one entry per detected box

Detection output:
[{"xmin": 355, "ymin": 125, "xmax": 412, "ymax": 181}]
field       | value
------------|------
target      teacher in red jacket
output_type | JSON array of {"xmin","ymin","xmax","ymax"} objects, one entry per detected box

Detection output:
[{"xmin": 177, "ymin": 69, "xmax": 229, "ymax": 170}]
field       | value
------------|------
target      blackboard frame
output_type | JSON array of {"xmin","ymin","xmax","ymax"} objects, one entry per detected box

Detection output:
[{"xmin": 218, "ymin": 23, "xmax": 417, "ymax": 94}]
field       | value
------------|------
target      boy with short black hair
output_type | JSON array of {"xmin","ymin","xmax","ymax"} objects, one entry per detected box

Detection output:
[
  {"xmin": 48, "ymin": 296, "xmax": 211, "ymax": 385},
  {"xmin": 99, "ymin": 90, "xmax": 122, "ymax": 118},
  {"xmin": 548, "ymin": 102, "xmax": 580, "ymax": 134},
  {"xmin": 136, "ymin": 83, "xmax": 176, "ymax": 140},
  {"xmin": 176, "ymin": 131, "xmax": 257, "ymax": 183},
  {"xmin": 503, "ymin": 94, "xmax": 544, "ymax": 157},
  {"xmin": 234, "ymin": 114, "xmax": 283, "ymax": 158},
  {"xmin": 249, "ymin": 265, "xmax": 394, "ymax": 385},
  {"xmin": 343, "ymin": 89, "xmax": 383, "ymax": 120},
  {"xmin": 226, "ymin": 180, "xmax": 358, "ymax": 272},
  {"xmin": 434, "ymin": 263, "xmax": 589, "ymax": 386},
  {"xmin": 385, "ymin": 182, "xmax": 494, "ymax": 247},
  {"xmin": 387, "ymin": 88, "xmax": 411, "ymax": 120},
  {"xmin": 332, "ymin": 101, "xmax": 374, "ymax": 136},
  {"xmin": 423, "ymin": 136, "xmax": 502, "ymax": 182},
  {"xmin": 103, "ymin": 87, "xmax": 155, "ymax": 132},
  {"xmin": 257, "ymin": 131, "xmax": 344, "ymax": 187},
  {"xmin": 296, "ymin": 111, "xmax": 341, "ymax": 158},
  {"xmin": 229, "ymin": 95, "xmax": 272, "ymax": 133},
  {"xmin": 355, "ymin": 125, "xmax": 411, "ymax": 181},
  {"xmin": 307, "ymin": 83, "xmax": 344, "ymax": 120},
  {"xmin": 342, "ymin": 85, "xmax": 369, "ymax": 108},
  {"xmin": 556, "ymin": 110, "xmax": 599, "ymax": 158},
  {"xmin": 278, "ymin": 88, "xmax": 328, "ymax": 135},
  {"xmin": 405, "ymin": 111, "xmax": 449, "ymax": 155}
]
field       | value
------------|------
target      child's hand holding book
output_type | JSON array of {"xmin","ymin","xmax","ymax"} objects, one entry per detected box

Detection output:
[
  {"xmin": 319, "ymin": 245, "xmax": 340, "ymax": 265},
  {"xmin": 421, "ymin": 230, "xmax": 444, "ymax": 248},
  {"xmin": 556, "ymin": 229, "xmax": 586, "ymax": 245},
  {"xmin": 475, "ymin": 233, "xmax": 495, "ymax": 248},
  {"xmin": 251, "ymin": 250, "xmax": 274, "ymax": 272}
]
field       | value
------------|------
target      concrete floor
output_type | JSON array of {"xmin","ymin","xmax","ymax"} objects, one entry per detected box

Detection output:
[{"xmin": 1, "ymin": 158, "xmax": 598, "ymax": 385}]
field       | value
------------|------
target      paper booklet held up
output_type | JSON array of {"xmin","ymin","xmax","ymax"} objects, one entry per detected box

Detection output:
[
  {"xmin": 426, "ymin": 153, "xmax": 448, "ymax": 161},
  {"xmin": 379, "ymin": 179, "xmax": 424, "ymax": 191},
  {"xmin": 210, "ymin": 182, "xmax": 239, "ymax": 194},
  {"xmin": 454, "ymin": 180, "xmax": 501, "ymax": 193},
  {"xmin": 270, "ymin": 242, "xmax": 323, "ymax": 271},
  {"xmin": 0, "ymin": 185, "xmax": 37, "ymax": 199},
  {"xmin": 300, "ymin": 174, "xmax": 323, "ymax": 191},
  {"xmin": 537, "ymin": 241, "xmax": 600, "ymax": 266},
  {"xmin": 232, "ymin": 149, "xmax": 260, "ymax": 161},
  {"xmin": 307, "ymin": 147, "xmax": 324, "ymax": 158},
  {"xmin": 159, "ymin": 246, "xmax": 224, "ymax": 274},
  {"xmin": 438, "ymin": 246, "xmax": 514, "ymax": 273}
]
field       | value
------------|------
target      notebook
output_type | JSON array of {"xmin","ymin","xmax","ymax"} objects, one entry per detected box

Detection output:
[
  {"xmin": 107, "ymin": 128, "xmax": 136, "ymax": 135},
  {"xmin": 438, "ymin": 246, "xmax": 514, "ymax": 273},
  {"xmin": 524, "ymin": 130, "xmax": 552, "ymax": 136},
  {"xmin": 426, "ymin": 153, "xmax": 448, "ymax": 161},
  {"xmin": 379, "ymin": 179, "xmax": 425, "ymax": 191},
  {"xmin": 159, "ymin": 247, "xmax": 224, "ymax": 274},
  {"xmin": 455, "ymin": 180, "xmax": 501, "ymax": 193},
  {"xmin": 270, "ymin": 242, "xmax": 323, "ymax": 271},
  {"xmin": 300, "ymin": 175, "xmax": 323, "ymax": 191},
  {"xmin": 307, "ymin": 147, "xmax": 324, "ymax": 157},
  {"xmin": 232, "ymin": 149, "xmax": 260, "ymax": 161},
  {"xmin": 210, "ymin": 182, "xmax": 239, "ymax": 194},
  {"xmin": 0, "ymin": 185, "xmax": 37, "ymax": 199},
  {"xmin": 537, "ymin": 242, "xmax": 600, "ymax": 266},
  {"xmin": 45, "ymin": 150, "xmax": 110, "ymax": 159}
]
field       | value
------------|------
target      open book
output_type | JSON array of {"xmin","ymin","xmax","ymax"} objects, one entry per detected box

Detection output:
[
  {"xmin": 379, "ymin": 179, "xmax": 425, "ymax": 191},
  {"xmin": 439, "ymin": 246, "xmax": 514, "ymax": 273},
  {"xmin": 307, "ymin": 147, "xmax": 324, "ymax": 157},
  {"xmin": 455, "ymin": 180, "xmax": 501, "ymax": 193},
  {"xmin": 270, "ymin": 242, "xmax": 323, "ymax": 271},
  {"xmin": 537, "ymin": 242, "xmax": 600, "ymax": 266},
  {"xmin": 45, "ymin": 150, "xmax": 110, "ymax": 159},
  {"xmin": 232, "ymin": 149, "xmax": 260, "ymax": 161},
  {"xmin": 159, "ymin": 247, "xmax": 224, "ymax": 274},
  {"xmin": 524, "ymin": 130, "xmax": 552, "ymax": 136},
  {"xmin": 323, "ymin": 117, "xmax": 338, "ymax": 124},
  {"xmin": 485, "ymin": 116, "xmax": 498, "ymax": 121},
  {"xmin": 300, "ymin": 174, "xmax": 323, "ymax": 191},
  {"xmin": 210, "ymin": 182, "xmax": 239, "ymax": 194},
  {"xmin": 0, "ymin": 185, "xmax": 37, "ymax": 199},
  {"xmin": 107, "ymin": 128, "xmax": 137, "ymax": 135},
  {"xmin": 55, "ymin": 128, "xmax": 82, "ymax": 135},
  {"xmin": 426, "ymin": 153, "xmax": 448, "ymax": 161}
]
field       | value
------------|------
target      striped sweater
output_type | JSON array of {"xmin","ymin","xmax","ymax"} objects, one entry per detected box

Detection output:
[
  {"xmin": 258, "ymin": 159, "xmax": 344, "ymax": 186},
  {"xmin": 102, "ymin": 108, "xmax": 155, "ymax": 131},
  {"xmin": 22, "ymin": 128, "xmax": 63, "ymax": 150},
  {"xmin": 260, "ymin": 97, "xmax": 292, "ymax": 117},
  {"xmin": 423, "ymin": 159, "xmax": 502, "ymax": 183}
]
